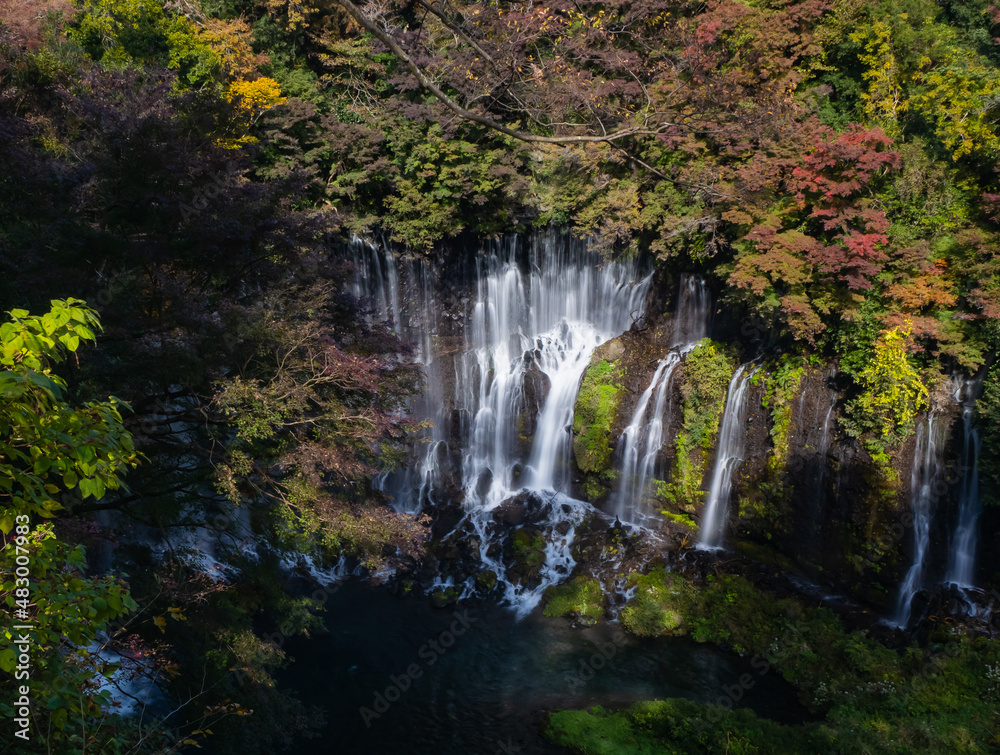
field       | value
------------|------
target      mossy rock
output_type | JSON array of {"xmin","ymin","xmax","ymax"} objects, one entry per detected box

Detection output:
[
  {"xmin": 511, "ymin": 528, "xmax": 547, "ymax": 581},
  {"xmin": 430, "ymin": 585, "xmax": 462, "ymax": 608},
  {"xmin": 543, "ymin": 576, "xmax": 605, "ymax": 622},
  {"xmin": 619, "ymin": 566, "xmax": 691, "ymax": 637},
  {"xmin": 663, "ymin": 339, "xmax": 735, "ymax": 507},
  {"xmin": 572, "ymin": 358, "xmax": 624, "ymax": 479},
  {"xmin": 475, "ymin": 569, "xmax": 498, "ymax": 591}
]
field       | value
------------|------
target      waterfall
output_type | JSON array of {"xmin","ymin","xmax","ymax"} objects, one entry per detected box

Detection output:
[
  {"xmin": 672, "ymin": 274, "xmax": 711, "ymax": 350},
  {"xmin": 893, "ymin": 413, "xmax": 944, "ymax": 627},
  {"xmin": 460, "ymin": 232, "xmax": 650, "ymax": 613},
  {"xmin": 698, "ymin": 365, "xmax": 755, "ymax": 550},
  {"xmin": 945, "ymin": 376, "xmax": 983, "ymax": 588},
  {"xmin": 611, "ymin": 275, "xmax": 710, "ymax": 524},
  {"xmin": 613, "ymin": 353, "xmax": 681, "ymax": 524},
  {"xmin": 352, "ymin": 230, "xmax": 652, "ymax": 613},
  {"xmin": 352, "ymin": 236, "xmax": 448, "ymax": 514},
  {"xmin": 464, "ymin": 234, "xmax": 651, "ymax": 504}
]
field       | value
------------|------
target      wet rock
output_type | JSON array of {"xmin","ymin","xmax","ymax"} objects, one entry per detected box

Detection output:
[
  {"xmin": 475, "ymin": 469, "xmax": 494, "ymax": 500},
  {"xmin": 492, "ymin": 501, "xmax": 526, "ymax": 526},
  {"xmin": 430, "ymin": 586, "xmax": 461, "ymax": 608},
  {"xmin": 507, "ymin": 528, "xmax": 547, "ymax": 587},
  {"xmin": 475, "ymin": 569, "xmax": 498, "ymax": 592}
]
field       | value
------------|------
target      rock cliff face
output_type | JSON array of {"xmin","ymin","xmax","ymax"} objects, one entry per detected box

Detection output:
[{"xmin": 354, "ymin": 233, "xmax": 995, "ymax": 624}]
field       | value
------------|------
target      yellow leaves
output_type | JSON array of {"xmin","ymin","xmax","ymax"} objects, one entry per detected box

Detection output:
[
  {"xmin": 153, "ymin": 606, "xmax": 187, "ymax": 633},
  {"xmin": 197, "ymin": 18, "xmax": 265, "ymax": 80},
  {"xmin": 851, "ymin": 19, "xmax": 906, "ymax": 130},
  {"xmin": 856, "ymin": 321, "xmax": 928, "ymax": 441},
  {"xmin": 911, "ymin": 50, "xmax": 1000, "ymax": 161},
  {"xmin": 226, "ymin": 77, "xmax": 286, "ymax": 116},
  {"xmin": 218, "ymin": 76, "xmax": 286, "ymax": 150}
]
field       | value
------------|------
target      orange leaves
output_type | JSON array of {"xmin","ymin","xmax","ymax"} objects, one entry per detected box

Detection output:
[
  {"xmin": 886, "ymin": 273, "xmax": 957, "ymax": 311},
  {"xmin": 197, "ymin": 18, "xmax": 268, "ymax": 80}
]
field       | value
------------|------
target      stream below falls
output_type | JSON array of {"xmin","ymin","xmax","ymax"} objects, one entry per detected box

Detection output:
[{"xmin": 278, "ymin": 581, "xmax": 811, "ymax": 754}]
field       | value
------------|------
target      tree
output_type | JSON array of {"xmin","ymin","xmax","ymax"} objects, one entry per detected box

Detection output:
[
  {"xmin": 0, "ymin": 299, "xmax": 140, "ymax": 752},
  {"xmin": 844, "ymin": 321, "xmax": 928, "ymax": 456},
  {"xmin": 212, "ymin": 283, "xmax": 428, "ymax": 572},
  {"xmin": 729, "ymin": 124, "xmax": 900, "ymax": 342}
]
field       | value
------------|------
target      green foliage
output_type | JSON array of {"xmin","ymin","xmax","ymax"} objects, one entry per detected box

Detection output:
[
  {"xmin": 213, "ymin": 284, "xmax": 426, "ymax": 570},
  {"xmin": 572, "ymin": 568, "xmax": 1000, "ymax": 754},
  {"xmin": 543, "ymin": 576, "xmax": 605, "ymax": 622},
  {"xmin": 70, "ymin": 0, "xmax": 222, "ymax": 89},
  {"xmin": 843, "ymin": 322, "xmax": 928, "ymax": 453},
  {"xmin": 761, "ymin": 356, "xmax": 806, "ymax": 472},
  {"xmin": 0, "ymin": 301, "xmax": 141, "ymax": 752},
  {"xmin": 662, "ymin": 340, "xmax": 734, "ymax": 508},
  {"xmin": 572, "ymin": 358, "xmax": 624, "ymax": 487},
  {"xmin": 0, "ymin": 300, "xmax": 138, "ymax": 525},
  {"xmin": 547, "ymin": 699, "xmax": 818, "ymax": 755},
  {"xmin": 911, "ymin": 45, "xmax": 1000, "ymax": 161},
  {"xmin": 323, "ymin": 120, "xmax": 528, "ymax": 249}
]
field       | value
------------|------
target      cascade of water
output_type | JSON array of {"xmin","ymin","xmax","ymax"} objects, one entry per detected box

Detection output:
[
  {"xmin": 460, "ymin": 246, "xmax": 530, "ymax": 506},
  {"xmin": 698, "ymin": 365, "xmax": 755, "ymax": 550},
  {"xmin": 460, "ymin": 234, "xmax": 651, "ymax": 506},
  {"xmin": 351, "ymin": 236, "xmax": 402, "ymax": 332},
  {"xmin": 946, "ymin": 376, "xmax": 984, "ymax": 588},
  {"xmin": 455, "ymin": 233, "xmax": 651, "ymax": 613},
  {"xmin": 523, "ymin": 321, "xmax": 605, "ymax": 492},
  {"xmin": 613, "ymin": 353, "xmax": 681, "ymax": 524},
  {"xmin": 672, "ymin": 274, "xmax": 711, "ymax": 351},
  {"xmin": 610, "ymin": 275, "xmax": 709, "ymax": 525},
  {"xmin": 893, "ymin": 413, "xmax": 944, "ymax": 627},
  {"xmin": 353, "ymin": 230, "xmax": 651, "ymax": 612},
  {"xmin": 352, "ymin": 236, "xmax": 449, "ymax": 514}
]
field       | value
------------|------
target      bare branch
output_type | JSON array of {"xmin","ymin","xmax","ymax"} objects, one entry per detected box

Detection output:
[{"xmin": 334, "ymin": 0, "xmax": 673, "ymax": 145}]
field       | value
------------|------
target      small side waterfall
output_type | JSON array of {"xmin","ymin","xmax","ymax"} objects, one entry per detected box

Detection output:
[
  {"xmin": 612, "ymin": 275, "xmax": 710, "ymax": 524},
  {"xmin": 698, "ymin": 365, "xmax": 755, "ymax": 550},
  {"xmin": 352, "ymin": 236, "xmax": 448, "ymax": 514},
  {"xmin": 945, "ymin": 376, "xmax": 984, "ymax": 588},
  {"xmin": 893, "ymin": 413, "xmax": 944, "ymax": 627},
  {"xmin": 672, "ymin": 274, "xmax": 711, "ymax": 350},
  {"xmin": 613, "ymin": 353, "xmax": 681, "ymax": 524}
]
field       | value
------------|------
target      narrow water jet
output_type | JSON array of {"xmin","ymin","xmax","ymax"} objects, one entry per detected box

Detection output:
[
  {"xmin": 698, "ymin": 365, "xmax": 755, "ymax": 550},
  {"xmin": 613, "ymin": 353, "xmax": 681, "ymax": 524},
  {"xmin": 945, "ymin": 376, "xmax": 984, "ymax": 589},
  {"xmin": 672, "ymin": 274, "xmax": 711, "ymax": 351},
  {"xmin": 893, "ymin": 413, "xmax": 944, "ymax": 627}
]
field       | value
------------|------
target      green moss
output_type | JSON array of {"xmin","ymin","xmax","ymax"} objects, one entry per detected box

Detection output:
[
  {"xmin": 547, "ymin": 700, "xmax": 817, "ymax": 754},
  {"xmin": 573, "ymin": 357, "xmax": 624, "ymax": 498},
  {"xmin": 659, "ymin": 508, "xmax": 697, "ymax": 529},
  {"xmin": 512, "ymin": 528, "xmax": 547, "ymax": 568},
  {"xmin": 760, "ymin": 356, "xmax": 805, "ymax": 472},
  {"xmin": 475, "ymin": 569, "xmax": 498, "ymax": 591},
  {"xmin": 661, "ymin": 340, "xmax": 735, "ymax": 508},
  {"xmin": 738, "ymin": 357, "xmax": 805, "ymax": 542},
  {"xmin": 566, "ymin": 568, "xmax": 1000, "ymax": 754},
  {"xmin": 543, "ymin": 576, "xmax": 605, "ymax": 621},
  {"xmin": 618, "ymin": 567, "xmax": 691, "ymax": 637}
]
